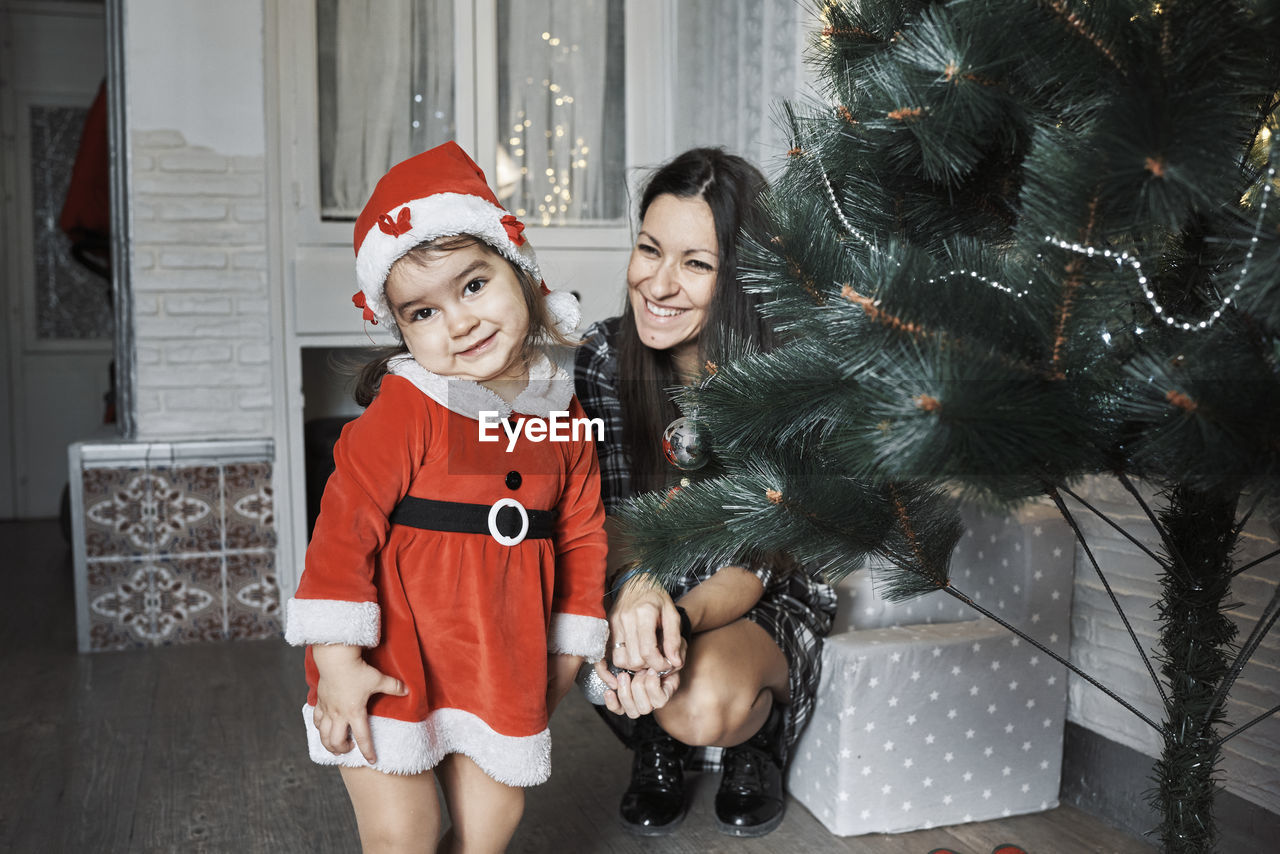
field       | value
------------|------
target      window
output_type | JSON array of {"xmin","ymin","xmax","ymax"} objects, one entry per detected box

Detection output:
[
  {"xmin": 316, "ymin": 0, "xmax": 457, "ymax": 219},
  {"xmin": 314, "ymin": 0, "xmax": 627, "ymax": 226},
  {"xmin": 494, "ymin": 0, "xmax": 626, "ymax": 225}
]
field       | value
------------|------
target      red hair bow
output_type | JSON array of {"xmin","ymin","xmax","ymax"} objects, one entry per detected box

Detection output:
[
  {"xmin": 377, "ymin": 207, "xmax": 413, "ymax": 237},
  {"xmin": 501, "ymin": 214, "xmax": 526, "ymax": 246},
  {"xmin": 352, "ymin": 290, "xmax": 377, "ymax": 323}
]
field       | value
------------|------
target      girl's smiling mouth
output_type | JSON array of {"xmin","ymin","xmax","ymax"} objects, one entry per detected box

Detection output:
[{"xmin": 458, "ymin": 332, "xmax": 497, "ymax": 357}]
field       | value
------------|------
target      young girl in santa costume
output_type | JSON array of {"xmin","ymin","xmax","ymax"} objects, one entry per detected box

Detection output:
[{"xmin": 285, "ymin": 141, "xmax": 608, "ymax": 853}]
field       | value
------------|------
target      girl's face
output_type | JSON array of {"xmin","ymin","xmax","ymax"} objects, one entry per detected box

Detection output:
[
  {"xmin": 626, "ymin": 193, "xmax": 718, "ymax": 369},
  {"xmin": 385, "ymin": 242, "xmax": 531, "ymax": 389}
]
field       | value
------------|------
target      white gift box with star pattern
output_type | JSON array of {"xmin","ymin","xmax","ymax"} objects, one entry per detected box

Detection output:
[{"xmin": 789, "ymin": 501, "xmax": 1075, "ymax": 835}]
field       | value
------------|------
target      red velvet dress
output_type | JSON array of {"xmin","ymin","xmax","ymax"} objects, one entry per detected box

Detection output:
[{"xmin": 285, "ymin": 353, "xmax": 608, "ymax": 785}]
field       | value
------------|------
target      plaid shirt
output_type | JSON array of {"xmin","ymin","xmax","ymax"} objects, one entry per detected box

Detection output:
[
  {"xmin": 574, "ymin": 318, "xmax": 773, "ymax": 591},
  {"xmin": 572, "ymin": 317, "xmax": 633, "ymax": 517}
]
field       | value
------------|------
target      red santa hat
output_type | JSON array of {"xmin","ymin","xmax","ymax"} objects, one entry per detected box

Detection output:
[{"xmin": 351, "ymin": 141, "xmax": 579, "ymax": 336}]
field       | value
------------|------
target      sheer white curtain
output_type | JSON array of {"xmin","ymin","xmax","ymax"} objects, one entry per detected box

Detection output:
[
  {"xmin": 494, "ymin": 0, "xmax": 626, "ymax": 225},
  {"xmin": 314, "ymin": 1, "xmax": 797, "ymax": 220},
  {"xmin": 317, "ymin": 0, "xmax": 455, "ymax": 218},
  {"xmin": 674, "ymin": 0, "xmax": 802, "ymax": 176}
]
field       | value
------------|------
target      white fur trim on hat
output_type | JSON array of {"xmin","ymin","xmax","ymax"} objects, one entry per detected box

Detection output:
[
  {"xmin": 356, "ymin": 193, "xmax": 537, "ymax": 323},
  {"xmin": 547, "ymin": 612, "xmax": 610, "ymax": 662},
  {"xmin": 301, "ymin": 703, "xmax": 552, "ymax": 786},
  {"xmin": 543, "ymin": 289, "xmax": 581, "ymax": 338},
  {"xmin": 284, "ymin": 597, "xmax": 380, "ymax": 647},
  {"xmin": 354, "ymin": 192, "xmax": 577, "ymax": 339}
]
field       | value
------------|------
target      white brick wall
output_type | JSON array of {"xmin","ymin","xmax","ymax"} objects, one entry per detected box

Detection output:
[
  {"xmin": 1066, "ymin": 476, "xmax": 1280, "ymax": 814},
  {"xmin": 130, "ymin": 129, "xmax": 272, "ymax": 437}
]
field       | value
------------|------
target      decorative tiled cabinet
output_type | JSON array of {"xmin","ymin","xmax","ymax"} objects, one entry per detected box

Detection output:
[{"xmin": 68, "ymin": 440, "xmax": 280, "ymax": 652}]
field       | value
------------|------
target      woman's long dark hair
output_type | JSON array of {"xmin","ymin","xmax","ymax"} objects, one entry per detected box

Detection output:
[{"xmin": 618, "ymin": 147, "xmax": 774, "ymax": 493}]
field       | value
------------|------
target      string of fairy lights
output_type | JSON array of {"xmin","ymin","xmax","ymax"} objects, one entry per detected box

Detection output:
[
  {"xmin": 810, "ymin": 140, "xmax": 1276, "ymax": 332},
  {"xmin": 503, "ymin": 29, "xmax": 594, "ymax": 225},
  {"xmin": 812, "ymin": 147, "xmax": 1035, "ymax": 299},
  {"xmin": 1045, "ymin": 163, "xmax": 1274, "ymax": 333}
]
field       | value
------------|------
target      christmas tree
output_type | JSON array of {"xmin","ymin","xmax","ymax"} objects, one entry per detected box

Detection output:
[{"xmin": 618, "ymin": 2, "xmax": 1280, "ymax": 851}]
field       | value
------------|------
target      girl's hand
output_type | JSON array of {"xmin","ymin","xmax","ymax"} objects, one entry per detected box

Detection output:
[
  {"xmin": 545, "ymin": 653, "xmax": 583, "ymax": 715},
  {"xmin": 608, "ymin": 577, "xmax": 684, "ymax": 674},
  {"xmin": 311, "ymin": 644, "xmax": 408, "ymax": 764}
]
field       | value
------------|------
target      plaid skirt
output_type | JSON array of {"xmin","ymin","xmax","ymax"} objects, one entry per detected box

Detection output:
[{"xmin": 740, "ymin": 570, "xmax": 839, "ymax": 755}]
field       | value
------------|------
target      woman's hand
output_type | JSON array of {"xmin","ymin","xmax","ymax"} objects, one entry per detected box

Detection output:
[
  {"xmin": 595, "ymin": 574, "xmax": 689, "ymax": 718},
  {"xmin": 593, "ymin": 657, "xmax": 685, "ymax": 718},
  {"xmin": 311, "ymin": 644, "xmax": 408, "ymax": 764},
  {"xmin": 608, "ymin": 576, "xmax": 685, "ymax": 673}
]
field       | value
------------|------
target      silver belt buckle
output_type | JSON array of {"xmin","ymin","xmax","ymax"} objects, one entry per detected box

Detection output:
[{"xmin": 488, "ymin": 497, "xmax": 529, "ymax": 546}]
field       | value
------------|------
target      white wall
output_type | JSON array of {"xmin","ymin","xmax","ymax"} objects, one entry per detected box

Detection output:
[
  {"xmin": 124, "ymin": 0, "xmax": 274, "ymax": 438},
  {"xmin": 125, "ymin": 0, "xmax": 265, "ymax": 157}
]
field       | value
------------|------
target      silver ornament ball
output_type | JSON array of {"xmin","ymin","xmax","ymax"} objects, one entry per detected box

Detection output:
[
  {"xmin": 576, "ymin": 662, "xmax": 610, "ymax": 705},
  {"xmin": 662, "ymin": 416, "xmax": 708, "ymax": 470},
  {"xmin": 576, "ymin": 661, "xmax": 628, "ymax": 705}
]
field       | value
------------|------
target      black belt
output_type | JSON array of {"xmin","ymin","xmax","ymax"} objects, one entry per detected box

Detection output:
[{"xmin": 390, "ymin": 496, "xmax": 556, "ymax": 545}]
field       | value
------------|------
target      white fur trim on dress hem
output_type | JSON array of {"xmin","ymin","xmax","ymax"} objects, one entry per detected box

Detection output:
[
  {"xmin": 301, "ymin": 704, "xmax": 552, "ymax": 786},
  {"xmin": 548, "ymin": 612, "xmax": 609, "ymax": 663},
  {"xmin": 284, "ymin": 598, "xmax": 380, "ymax": 647}
]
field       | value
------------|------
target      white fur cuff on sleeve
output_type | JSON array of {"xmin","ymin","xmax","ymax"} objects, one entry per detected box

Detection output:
[
  {"xmin": 548, "ymin": 612, "xmax": 609, "ymax": 662},
  {"xmin": 284, "ymin": 598, "xmax": 381, "ymax": 647}
]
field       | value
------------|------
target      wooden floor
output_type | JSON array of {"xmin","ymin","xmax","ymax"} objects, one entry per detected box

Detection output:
[{"xmin": 0, "ymin": 519, "xmax": 1158, "ymax": 853}]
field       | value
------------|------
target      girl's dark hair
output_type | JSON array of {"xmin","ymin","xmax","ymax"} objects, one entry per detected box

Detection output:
[
  {"xmin": 353, "ymin": 234, "xmax": 573, "ymax": 406},
  {"xmin": 617, "ymin": 147, "xmax": 774, "ymax": 493}
]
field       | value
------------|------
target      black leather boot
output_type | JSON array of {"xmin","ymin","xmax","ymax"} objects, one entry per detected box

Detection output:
[
  {"xmin": 714, "ymin": 705, "xmax": 787, "ymax": 837},
  {"xmin": 618, "ymin": 714, "xmax": 689, "ymax": 836}
]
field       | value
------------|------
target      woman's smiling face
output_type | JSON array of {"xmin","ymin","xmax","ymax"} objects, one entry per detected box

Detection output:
[{"xmin": 626, "ymin": 193, "xmax": 718, "ymax": 369}]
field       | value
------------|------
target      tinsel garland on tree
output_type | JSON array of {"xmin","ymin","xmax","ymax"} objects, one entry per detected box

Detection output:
[{"xmin": 616, "ymin": 2, "xmax": 1280, "ymax": 851}]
